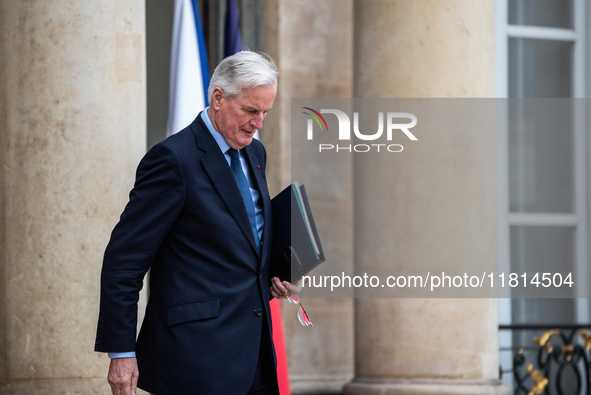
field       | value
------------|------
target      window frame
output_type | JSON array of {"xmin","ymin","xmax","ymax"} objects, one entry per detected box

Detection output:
[{"xmin": 495, "ymin": 0, "xmax": 589, "ymax": 388}]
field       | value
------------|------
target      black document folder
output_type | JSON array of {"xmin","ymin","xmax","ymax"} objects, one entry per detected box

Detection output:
[{"xmin": 270, "ymin": 183, "xmax": 326, "ymax": 283}]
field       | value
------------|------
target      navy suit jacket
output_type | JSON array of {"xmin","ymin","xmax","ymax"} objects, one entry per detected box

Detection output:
[{"xmin": 95, "ymin": 114, "xmax": 276, "ymax": 394}]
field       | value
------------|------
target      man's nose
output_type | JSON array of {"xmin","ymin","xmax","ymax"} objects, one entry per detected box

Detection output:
[{"xmin": 250, "ymin": 114, "xmax": 264, "ymax": 130}]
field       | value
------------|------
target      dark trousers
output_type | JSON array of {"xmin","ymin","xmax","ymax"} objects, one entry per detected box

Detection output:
[{"xmin": 248, "ymin": 315, "xmax": 279, "ymax": 395}]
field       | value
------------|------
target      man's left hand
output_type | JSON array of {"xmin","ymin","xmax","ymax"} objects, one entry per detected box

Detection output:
[{"xmin": 270, "ymin": 277, "xmax": 302, "ymax": 299}]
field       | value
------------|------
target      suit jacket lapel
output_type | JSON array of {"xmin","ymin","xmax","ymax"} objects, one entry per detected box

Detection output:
[
  {"xmin": 191, "ymin": 117, "xmax": 260, "ymax": 256},
  {"xmin": 243, "ymin": 145, "xmax": 272, "ymax": 264}
]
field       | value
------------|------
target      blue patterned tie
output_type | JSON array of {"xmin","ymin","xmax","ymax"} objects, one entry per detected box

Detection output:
[{"xmin": 227, "ymin": 148, "xmax": 260, "ymax": 253}]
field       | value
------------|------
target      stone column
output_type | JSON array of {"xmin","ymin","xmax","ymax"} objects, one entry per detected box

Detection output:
[
  {"xmin": 262, "ymin": 1, "xmax": 355, "ymax": 393},
  {"xmin": 0, "ymin": 1, "xmax": 146, "ymax": 393},
  {"xmin": 345, "ymin": 1, "xmax": 508, "ymax": 394}
]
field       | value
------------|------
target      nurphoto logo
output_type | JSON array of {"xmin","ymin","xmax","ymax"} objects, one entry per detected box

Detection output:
[{"xmin": 302, "ymin": 107, "xmax": 418, "ymax": 153}]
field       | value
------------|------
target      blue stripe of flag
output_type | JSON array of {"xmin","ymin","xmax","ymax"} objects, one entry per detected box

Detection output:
[
  {"xmin": 191, "ymin": 0, "xmax": 210, "ymax": 105},
  {"xmin": 224, "ymin": 0, "xmax": 243, "ymax": 57}
]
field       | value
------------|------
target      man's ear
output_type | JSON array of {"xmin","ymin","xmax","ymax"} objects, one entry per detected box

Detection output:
[{"xmin": 211, "ymin": 87, "xmax": 224, "ymax": 110}]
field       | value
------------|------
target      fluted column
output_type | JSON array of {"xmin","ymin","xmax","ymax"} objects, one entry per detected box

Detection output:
[
  {"xmin": 345, "ymin": 1, "xmax": 508, "ymax": 394},
  {"xmin": 0, "ymin": 1, "xmax": 146, "ymax": 392}
]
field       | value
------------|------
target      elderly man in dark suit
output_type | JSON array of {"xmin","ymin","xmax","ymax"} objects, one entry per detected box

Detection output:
[{"xmin": 95, "ymin": 51, "xmax": 298, "ymax": 395}]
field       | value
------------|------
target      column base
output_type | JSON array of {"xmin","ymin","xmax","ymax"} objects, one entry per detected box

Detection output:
[
  {"xmin": 343, "ymin": 378, "xmax": 510, "ymax": 395},
  {"xmin": 0, "ymin": 378, "xmax": 150, "ymax": 395},
  {"xmin": 290, "ymin": 374, "xmax": 353, "ymax": 394}
]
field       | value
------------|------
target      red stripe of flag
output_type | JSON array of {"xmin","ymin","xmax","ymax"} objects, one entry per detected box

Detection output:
[{"xmin": 271, "ymin": 298, "xmax": 291, "ymax": 394}]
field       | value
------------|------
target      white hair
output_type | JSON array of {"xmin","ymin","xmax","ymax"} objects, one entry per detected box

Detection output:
[{"xmin": 207, "ymin": 51, "xmax": 278, "ymax": 103}]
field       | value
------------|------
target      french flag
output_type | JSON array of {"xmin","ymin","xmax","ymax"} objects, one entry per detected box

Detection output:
[{"xmin": 167, "ymin": 0, "xmax": 209, "ymax": 137}]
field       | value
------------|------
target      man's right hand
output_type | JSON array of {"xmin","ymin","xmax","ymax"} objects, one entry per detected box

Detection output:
[{"xmin": 107, "ymin": 357, "xmax": 139, "ymax": 395}]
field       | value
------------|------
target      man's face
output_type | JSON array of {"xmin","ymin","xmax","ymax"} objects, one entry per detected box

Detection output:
[{"xmin": 210, "ymin": 84, "xmax": 277, "ymax": 150}]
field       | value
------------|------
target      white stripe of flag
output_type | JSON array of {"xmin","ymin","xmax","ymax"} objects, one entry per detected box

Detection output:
[{"xmin": 167, "ymin": 0, "xmax": 208, "ymax": 137}]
